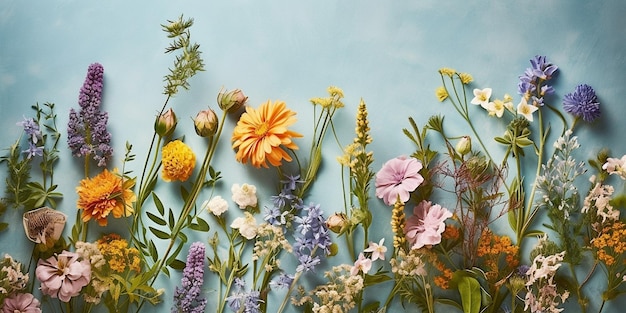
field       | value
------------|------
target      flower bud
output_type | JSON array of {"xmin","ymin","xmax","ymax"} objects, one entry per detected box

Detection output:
[
  {"xmin": 326, "ymin": 212, "xmax": 349, "ymax": 234},
  {"xmin": 194, "ymin": 109, "xmax": 218, "ymax": 137},
  {"xmin": 217, "ymin": 88, "xmax": 248, "ymax": 112},
  {"xmin": 154, "ymin": 108, "xmax": 177, "ymax": 137},
  {"xmin": 455, "ymin": 136, "xmax": 472, "ymax": 156}
]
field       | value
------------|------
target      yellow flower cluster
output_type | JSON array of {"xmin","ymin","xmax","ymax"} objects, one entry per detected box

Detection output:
[
  {"xmin": 161, "ymin": 140, "xmax": 196, "ymax": 182},
  {"xmin": 391, "ymin": 199, "xmax": 406, "ymax": 250},
  {"xmin": 476, "ymin": 229, "xmax": 519, "ymax": 282},
  {"xmin": 97, "ymin": 234, "xmax": 141, "ymax": 273},
  {"xmin": 592, "ymin": 221, "xmax": 626, "ymax": 266}
]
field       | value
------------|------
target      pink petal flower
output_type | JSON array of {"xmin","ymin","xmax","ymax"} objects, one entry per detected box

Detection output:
[
  {"xmin": 375, "ymin": 156, "xmax": 424, "ymax": 205},
  {"xmin": 35, "ymin": 251, "xmax": 90, "ymax": 302},
  {"xmin": 404, "ymin": 200, "xmax": 453, "ymax": 249}
]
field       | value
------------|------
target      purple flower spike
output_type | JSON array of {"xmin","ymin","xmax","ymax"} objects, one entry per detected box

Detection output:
[
  {"xmin": 67, "ymin": 63, "xmax": 113, "ymax": 167},
  {"xmin": 172, "ymin": 242, "xmax": 207, "ymax": 313},
  {"xmin": 563, "ymin": 84, "xmax": 601, "ymax": 122}
]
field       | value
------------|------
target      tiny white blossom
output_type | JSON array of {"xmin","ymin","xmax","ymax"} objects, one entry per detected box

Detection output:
[
  {"xmin": 470, "ymin": 87, "xmax": 493, "ymax": 109},
  {"xmin": 517, "ymin": 97, "xmax": 538, "ymax": 121},
  {"xmin": 363, "ymin": 238, "xmax": 387, "ymax": 261}
]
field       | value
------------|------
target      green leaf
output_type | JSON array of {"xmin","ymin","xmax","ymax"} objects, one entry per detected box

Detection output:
[
  {"xmin": 451, "ymin": 271, "xmax": 481, "ymax": 313},
  {"xmin": 190, "ymin": 217, "xmax": 210, "ymax": 232},
  {"xmin": 149, "ymin": 227, "xmax": 170, "ymax": 240},
  {"xmin": 147, "ymin": 212, "xmax": 167, "ymax": 226},
  {"xmin": 152, "ymin": 192, "xmax": 165, "ymax": 215},
  {"xmin": 169, "ymin": 259, "xmax": 186, "ymax": 270},
  {"xmin": 168, "ymin": 209, "xmax": 175, "ymax": 230}
]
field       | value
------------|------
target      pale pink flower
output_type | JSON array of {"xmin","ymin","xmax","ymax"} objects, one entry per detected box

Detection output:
[
  {"xmin": 375, "ymin": 156, "xmax": 424, "ymax": 206},
  {"xmin": 602, "ymin": 155, "xmax": 626, "ymax": 179},
  {"xmin": 350, "ymin": 253, "xmax": 372, "ymax": 276},
  {"xmin": 363, "ymin": 238, "xmax": 387, "ymax": 261},
  {"xmin": 35, "ymin": 251, "xmax": 91, "ymax": 302},
  {"xmin": 404, "ymin": 200, "xmax": 453, "ymax": 250},
  {"xmin": 1, "ymin": 293, "xmax": 41, "ymax": 313}
]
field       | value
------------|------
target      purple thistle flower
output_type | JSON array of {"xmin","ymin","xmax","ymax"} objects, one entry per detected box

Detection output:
[
  {"xmin": 172, "ymin": 242, "xmax": 207, "ymax": 313},
  {"xmin": 67, "ymin": 63, "xmax": 113, "ymax": 167},
  {"xmin": 563, "ymin": 84, "xmax": 601, "ymax": 122}
]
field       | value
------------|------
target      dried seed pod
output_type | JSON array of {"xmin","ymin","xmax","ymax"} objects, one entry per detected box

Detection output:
[{"xmin": 23, "ymin": 207, "xmax": 67, "ymax": 244}]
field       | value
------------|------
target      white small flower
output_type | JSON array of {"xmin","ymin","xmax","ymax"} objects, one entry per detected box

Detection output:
[
  {"xmin": 486, "ymin": 99, "xmax": 506, "ymax": 117},
  {"xmin": 602, "ymin": 155, "xmax": 626, "ymax": 179},
  {"xmin": 231, "ymin": 212, "xmax": 258, "ymax": 240},
  {"xmin": 231, "ymin": 183, "xmax": 258, "ymax": 209},
  {"xmin": 363, "ymin": 238, "xmax": 387, "ymax": 261},
  {"xmin": 470, "ymin": 87, "xmax": 492, "ymax": 109},
  {"xmin": 517, "ymin": 97, "xmax": 538, "ymax": 121},
  {"xmin": 202, "ymin": 196, "xmax": 228, "ymax": 216}
]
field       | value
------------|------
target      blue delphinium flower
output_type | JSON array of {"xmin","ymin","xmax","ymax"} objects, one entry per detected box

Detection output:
[
  {"xmin": 517, "ymin": 55, "xmax": 558, "ymax": 106},
  {"xmin": 225, "ymin": 278, "xmax": 262, "ymax": 313},
  {"xmin": 563, "ymin": 84, "xmax": 600, "ymax": 122},
  {"xmin": 17, "ymin": 117, "xmax": 42, "ymax": 144},
  {"xmin": 291, "ymin": 202, "xmax": 332, "ymax": 274},
  {"xmin": 67, "ymin": 62, "xmax": 113, "ymax": 167},
  {"xmin": 269, "ymin": 272, "xmax": 294, "ymax": 289},
  {"xmin": 22, "ymin": 142, "xmax": 44, "ymax": 159},
  {"xmin": 172, "ymin": 242, "xmax": 207, "ymax": 313}
]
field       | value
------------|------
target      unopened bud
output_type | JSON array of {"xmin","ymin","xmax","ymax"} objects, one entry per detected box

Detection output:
[
  {"xmin": 194, "ymin": 109, "xmax": 218, "ymax": 137},
  {"xmin": 455, "ymin": 136, "xmax": 472, "ymax": 156},
  {"xmin": 155, "ymin": 108, "xmax": 177, "ymax": 137},
  {"xmin": 326, "ymin": 212, "xmax": 349, "ymax": 234},
  {"xmin": 217, "ymin": 88, "xmax": 248, "ymax": 113}
]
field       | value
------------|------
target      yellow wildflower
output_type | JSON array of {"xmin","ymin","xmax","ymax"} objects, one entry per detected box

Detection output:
[
  {"xmin": 76, "ymin": 168, "xmax": 136, "ymax": 226},
  {"xmin": 435, "ymin": 86, "xmax": 448, "ymax": 102},
  {"xmin": 459, "ymin": 72, "xmax": 473, "ymax": 84},
  {"xmin": 438, "ymin": 67, "xmax": 456, "ymax": 77}
]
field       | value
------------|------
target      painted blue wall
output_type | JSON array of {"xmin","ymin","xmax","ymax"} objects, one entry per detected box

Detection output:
[{"xmin": 1, "ymin": 1, "xmax": 625, "ymax": 312}]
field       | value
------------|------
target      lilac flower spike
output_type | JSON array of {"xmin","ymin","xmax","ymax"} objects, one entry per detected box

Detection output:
[
  {"xmin": 172, "ymin": 242, "xmax": 207, "ymax": 313},
  {"xmin": 562, "ymin": 84, "xmax": 601, "ymax": 122},
  {"xmin": 67, "ymin": 63, "xmax": 113, "ymax": 167},
  {"xmin": 517, "ymin": 55, "xmax": 558, "ymax": 105}
]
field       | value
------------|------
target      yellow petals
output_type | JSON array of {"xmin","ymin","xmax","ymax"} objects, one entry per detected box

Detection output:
[{"xmin": 161, "ymin": 140, "xmax": 196, "ymax": 182}]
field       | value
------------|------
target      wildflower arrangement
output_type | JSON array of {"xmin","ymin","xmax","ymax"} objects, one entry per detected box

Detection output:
[{"xmin": 1, "ymin": 14, "xmax": 625, "ymax": 313}]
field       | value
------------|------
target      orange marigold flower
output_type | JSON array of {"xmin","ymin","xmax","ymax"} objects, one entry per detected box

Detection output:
[
  {"xmin": 161, "ymin": 140, "xmax": 196, "ymax": 182},
  {"xmin": 76, "ymin": 169, "xmax": 135, "ymax": 226},
  {"xmin": 97, "ymin": 234, "xmax": 141, "ymax": 273},
  {"xmin": 231, "ymin": 100, "xmax": 303, "ymax": 168}
]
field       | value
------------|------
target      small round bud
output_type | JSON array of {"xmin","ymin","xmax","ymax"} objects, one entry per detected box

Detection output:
[
  {"xmin": 154, "ymin": 108, "xmax": 177, "ymax": 137},
  {"xmin": 326, "ymin": 212, "xmax": 349, "ymax": 234},
  {"xmin": 455, "ymin": 136, "xmax": 472, "ymax": 156},
  {"xmin": 194, "ymin": 109, "xmax": 218, "ymax": 137},
  {"xmin": 217, "ymin": 88, "xmax": 248, "ymax": 113}
]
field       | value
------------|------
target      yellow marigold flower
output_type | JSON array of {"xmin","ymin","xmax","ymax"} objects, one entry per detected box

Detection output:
[
  {"xmin": 232, "ymin": 100, "xmax": 303, "ymax": 168},
  {"xmin": 76, "ymin": 169, "xmax": 135, "ymax": 226},
  {"xmin": 97, "ymin": 234, "xmax": 141, "ymax": 273},
  {"xmin": 161, "ymin": 140, "xmax": 196, "ymax": 182},
  {"xmin": 438, "ymin": 67, "xmax": 456, "ymax": 77},
  {"xmin": 435, "ymin": 86, "xmax": 448, "ymax": 102},
  {"xmin": 459, "ymin": 72, "xmax": 473, "ymax": 84}
]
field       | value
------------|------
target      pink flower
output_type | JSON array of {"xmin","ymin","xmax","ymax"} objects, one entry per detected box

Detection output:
[
  {"xmin": 35, "ymin": 251, "xmax": 91, "ymax": 302},
  {"xmin": 404, "ymin": 200, "xmax": 453, "ymax": 250},
  {"xmin": 350, "ymin": 253, "xmax": 372, "ymax": 276},
  {"xmin": 1, "ymin": 293, "xmax": 41, "ymax": 313},
  {"xmin": 375, "ymin": 156, "xmax": 424, "ymax": 205}
]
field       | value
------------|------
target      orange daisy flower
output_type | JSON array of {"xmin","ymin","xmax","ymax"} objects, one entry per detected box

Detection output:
[
  {"xmin": 232, "ymin": 100, "xmax": 302, "ymax": 168},
  {"xmin": 76, "ymin": 169, "xmax": 136, "ymax": 226}
]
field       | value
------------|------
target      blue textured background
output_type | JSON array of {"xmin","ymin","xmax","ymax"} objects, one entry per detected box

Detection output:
[{"xmin": 1, "ymin": 1, "xmax": 625, "ymax": 312}]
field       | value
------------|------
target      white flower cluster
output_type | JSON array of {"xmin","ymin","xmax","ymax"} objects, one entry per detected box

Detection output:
[
  {"xmin": 583, "ymin": 176, "xmax": 619, "ymax": 225},
  {"xmin": 305, "ymin": 265, "xmax": 365, "ymax": 313},
  {"xmin": 524, "ymin": 236, "xmax": 569, "ymax": 313},
  {"xmin": 0, "ymin": 254, "xmax": 28, "ymax": 294},
  {"xmin": 75, "ymin": 241, "xmax": 108, "ymax": 304},
  {"xmin": 389, "ymin": 249, "xmax": 427, "ymax": 277}
]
